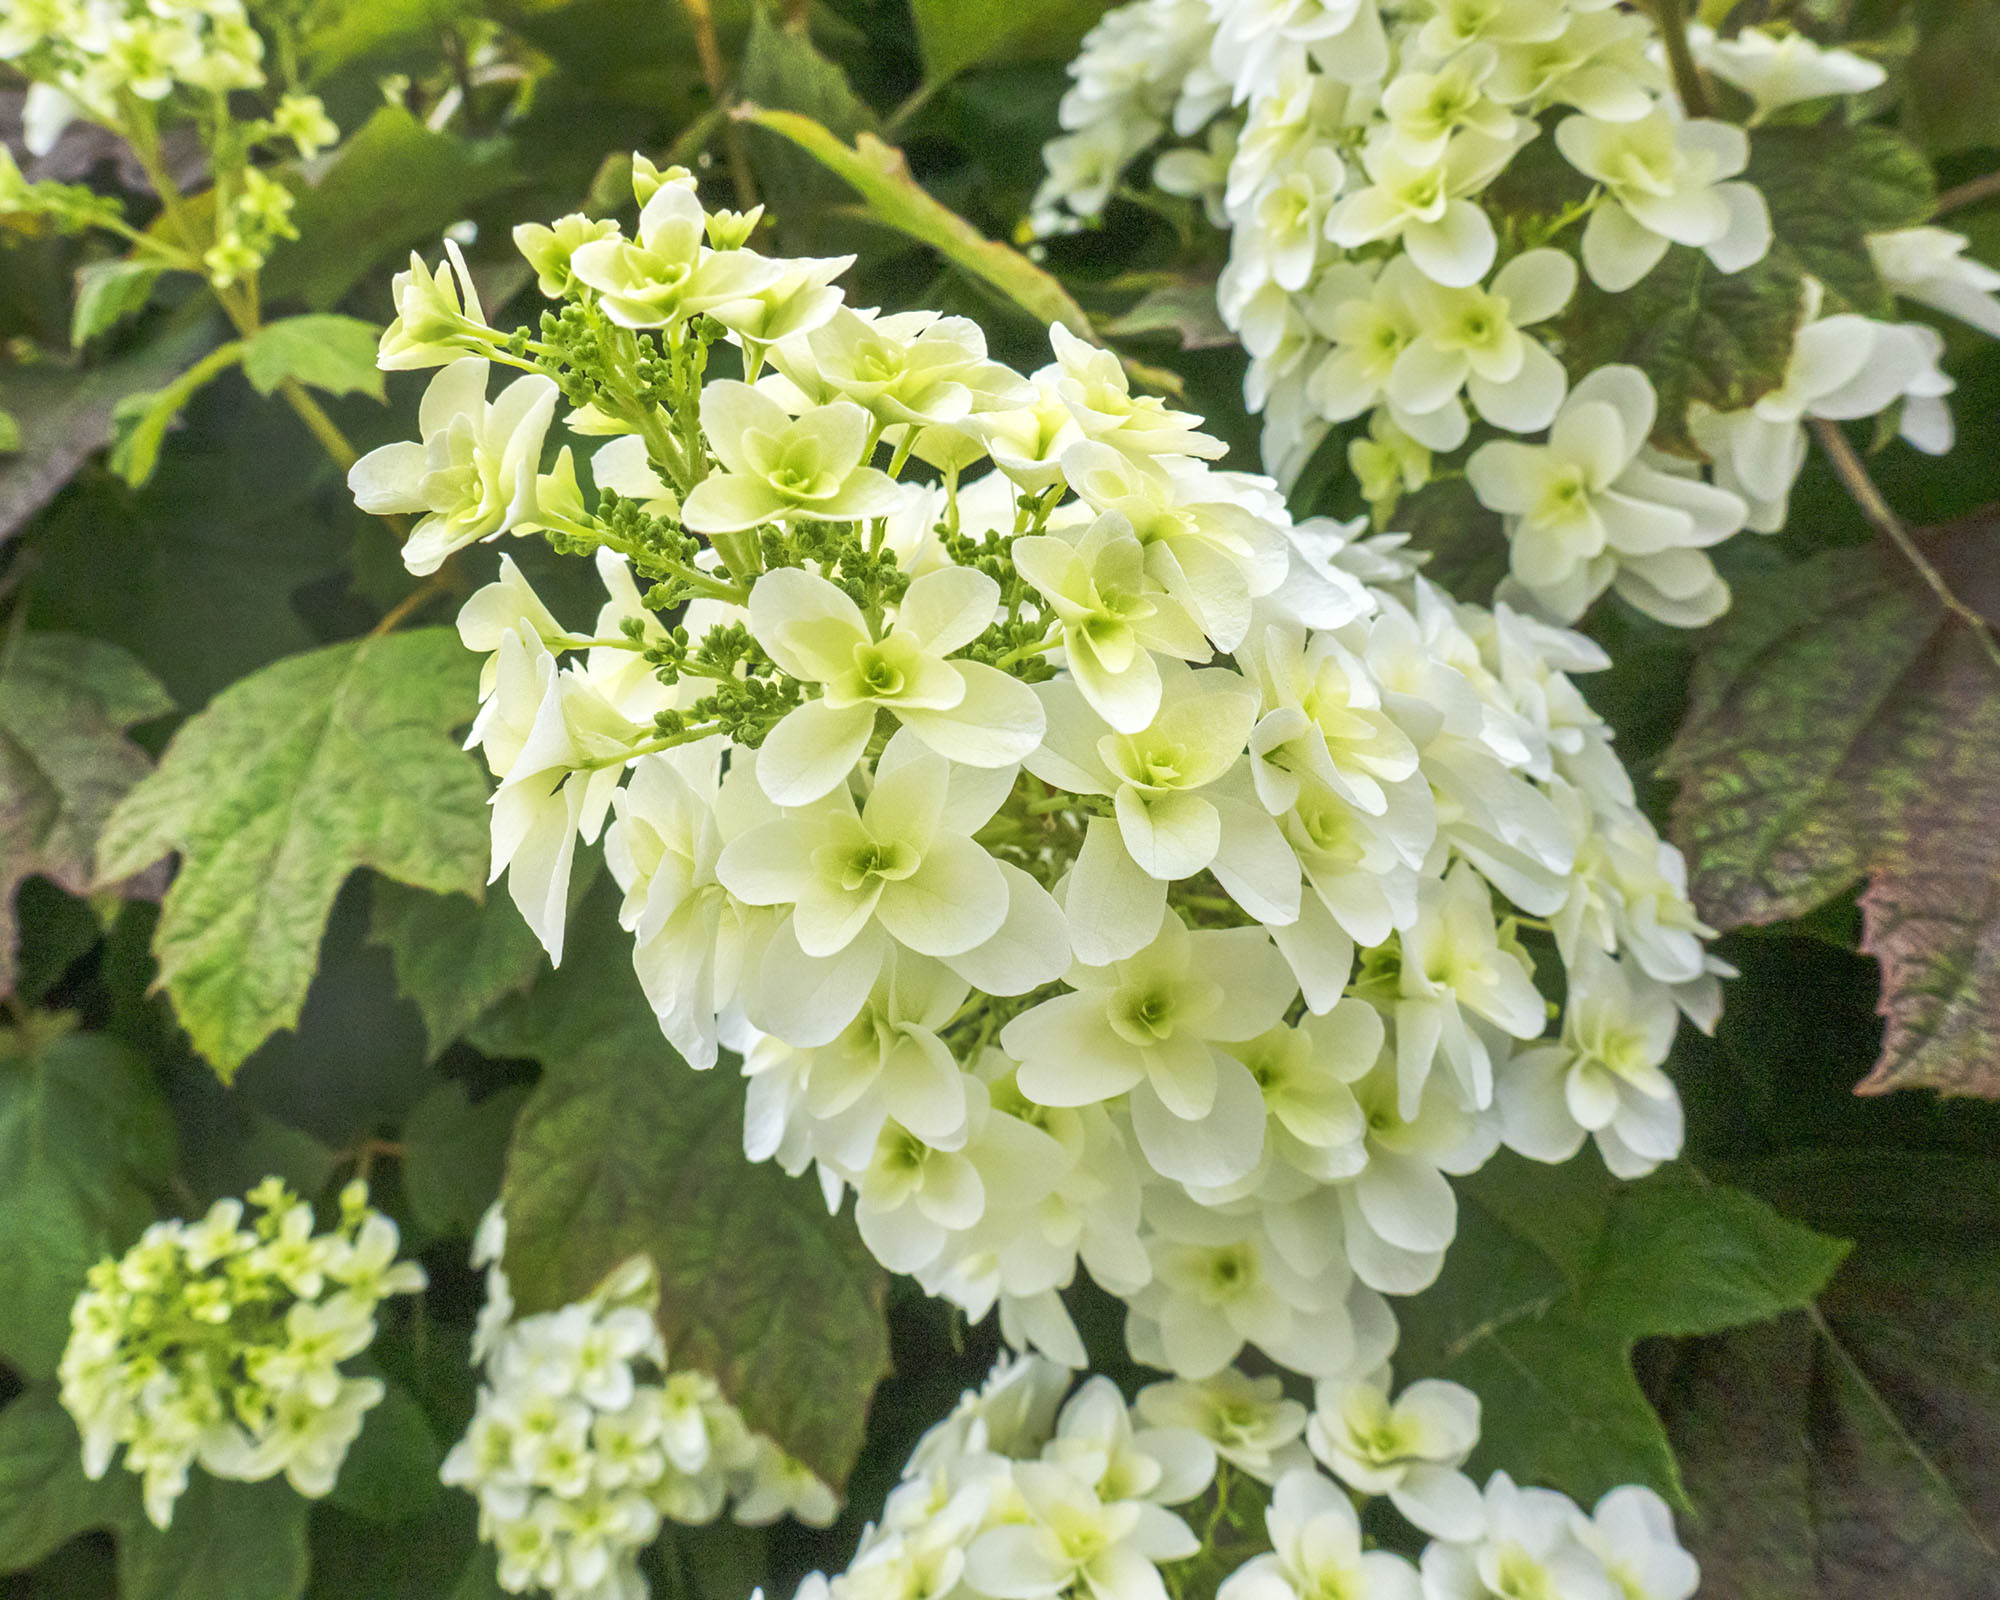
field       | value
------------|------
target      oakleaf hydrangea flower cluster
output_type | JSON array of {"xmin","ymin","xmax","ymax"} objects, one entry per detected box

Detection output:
[
  {"xmin": 347, "ymin": 160, "xmax": 1722, "ymax": 1395},
  {"xmin": 58, "ymin": 1177, "xmax": 424, "ymax": 1530},
  {"xmin": 446, "ymin": 1209, "xmax": 834, "ymax": 1600},
  {"xmin": 1032, "ymin": 0, "xmax": 1999, "ymax": 627},
  {"xmin": 1, "ymin": 0, "xmax": 336, "ymax": 285},
  {"xmin": 791, "ymin": 1351, "xmax": 1699, "ymax": 1600}
]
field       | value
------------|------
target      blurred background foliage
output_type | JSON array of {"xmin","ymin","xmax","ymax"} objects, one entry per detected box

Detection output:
[{"xmin": 1, "ymin": 0, "xmax": 1998, "ymax": 1595}]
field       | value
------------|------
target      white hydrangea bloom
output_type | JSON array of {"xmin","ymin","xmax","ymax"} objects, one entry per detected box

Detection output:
[
  {"xmin": 1021, "ymin": 0, "xmax": 1989, "ymax": 647},
  {"xmin": 1308, "ymin": 1372, "xmax": 1484, "ymax": 1538},
  {"xmin": 1556, "ymin": 110, "xmax": 1771, "ymax": 293},
  {"xmin": 1468, "ymin": 365, "xmax": 1747, "ymax": 625},
  {"xmin": 1220, "ymin": 1466, "xmax": 1425, "ymax": 1600},
  {"xmin": 1868, "ymin": 226, "xmax": 2000, "ymax": 340},
  {"xmin": 1418, "ymin": 1471, "xmax": 1653, "ymax": 1600},
  {"xmin": 1688, "ymin": 23, "xmax": 1886, "ymax": 123},
  {"xmin": 348, "ymin": 358, "xmax": 561, "ymax": 577},
  {"xmin": 60, "ymin": 1178, "xmax": 423, "ymax": 1530},
  {"xmin": 1134, "ymin": 1370, "xmax": 1311, "ymax": 1483},
  {"xmin": 445, "ymin": 1211, "xmax": 833, "ymax": 1600},
  {"xmin": 792, "ymin": 1353, "xmax": 1217, "ymax": 1600},
  {"xmin": 1690, "ymin": 293, "xmax": 1955, "ymax": 531},
  {"xmin": 351, "ymin": 158, "xmax": 1725, "ymax": 1417}
]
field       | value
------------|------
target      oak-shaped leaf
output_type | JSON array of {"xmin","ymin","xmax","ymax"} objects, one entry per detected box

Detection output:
[
  {"xmin": 0, "ymin": 633, "xmax": 173, "ymax": 996},
  {"xmin": 1398, "ymin": 1154, "xmax": 1848, "ymax": 1505},
  {"xmin": 1663, "ymin": 512, "xmax": 2000, "ymax": 1095},
  {"xmin": 370, "ymin": 880, "xmax": 549, "ymax": 1059},
  {"xmin": 479, "ymin": 885, "xmax": 891, "ymax": 1489},
  {"xmin": 95, "ymin": 629, "xmax": 490, "ymax": 1078},
  {"xmin": 1658, "ymin": 1151, "xmax": 2000, "ymax": 1597}
]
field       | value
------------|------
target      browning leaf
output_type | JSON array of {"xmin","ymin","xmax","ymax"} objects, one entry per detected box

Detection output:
[{"xmin": 1663, "ymin": 511, "xmax": 2000, "ymax": 1095}]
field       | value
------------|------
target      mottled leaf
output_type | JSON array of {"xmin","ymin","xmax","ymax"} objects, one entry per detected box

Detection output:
[
  {"xmin": 0, "ymin": 634, "xmax": 173, "ymax": 995},
  {"xmin": 1746, "ymin": 123, "xmax": 1935, "ymax": 317},
  {"xmin": 0, "ymin": 1025, "xmax": 176, "ymax": 1378},
  {"xmin": 1663, "ymin": 513, "xmax": 2000, "ymax": 1094},
  {"xmin": 1559, "ymin": 248, "xmax": 1804, "ymax": 456},
  {"xmin": 0, "ymin": 306, "xmax": 223, "ymax": 542},
  {"xmin": 95, "ymin": 630, "xmax": 489, "ymax": 1077},
  {"xmin": 483, "ymin": 888, "xmax": 890, "ymax": 1488}
]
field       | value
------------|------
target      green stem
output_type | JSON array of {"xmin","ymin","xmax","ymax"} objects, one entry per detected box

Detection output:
[
  {"xmin": 582, "ymin": 721, "xmax": 729, "ymax": 770},
  {"xmin": 994, "ymin": 628, "xmax": 1062, "ymax": 671},
  {"xmin": 1645, "ymin": 0, "xmax": 1713, "ymax": 117}
]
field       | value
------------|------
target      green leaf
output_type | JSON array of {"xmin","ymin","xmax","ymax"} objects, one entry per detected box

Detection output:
[
  {"xmin": 369, "ymin": 881, "xmax": 550, "ymax": 1056},
  {"xmin": 741, "ymin": 6, "xmax": 874, "ymax": 142},
  {"xmin": 908, "ymin": 0, "xmax": 1112, "ymax": 87},
  {"xmin": 449, "ymin": 1548, "xmax": 508, "ymax": 1600},
  {"xmin": 1746, "ymin": 123, "xmax": 1935, "ymax": 318},
  {"xmin": 1656, "ymin": 1155, "xmax": 2000, "ymax": 1596},
  {"xmin": 325, "ymin": 1378, "xmax": 441, "ymax": 1525},
  {"xmin": 107, "ymin": 341, "xmax": 245, "ymax": 489},
  {"xmin": 70, "ymin": 260, "xmax": 163, "ymax": 348},
  {"xmin": 1580, "ymin": 1170, "xmax": 1852, "ymax": 1335},
  {"xmin": 0, "ymin": 1025, "xmax": 176, "ymax": 1378},
  {"xmin": 0, "ymin": 634, "xmax": 173, "ymax": 996},
  {"xmin": 0, "ymin": 411, "xmax": 18, "ymax": 453},
  {"xmin": 401, "ymin": 1081, "xmax": 529, "ymax": 1241},
  {"xmin": 116, "ymin": 1475, "xmax": 309, "ymax": 1600},
  {"xmin": 732, "ymin": 105, "xmax": 1095, "ymax": 338},
  {"xmin": 1398, "ymin": 1156, "xmax": 1848, "ymax": 1506},
  {"xmin": 1904, "ymin": 0, "xmax": 2000, "ymax": 158},
  {"xmin": 738, "ymin": 4, "xmax": 878, "ymax": 253},
  {"xmin": 1662, "ymin": 513, "xmax": 2000, "ymax": 1095},
  {"xmin": 0, "ymin": 305, "xmax": 224, "ymax": 542},
  {"xmin": 21, "ymin": 388, "xmax": 354, "ymax": 707},
  {"xmin": 1099, "ymin": 277, "xmax": 1236, "ymax": 350},
  {"xmin": 95, "ymin": 629, "xmax": 490, "ymax": 1078},
  {"xmin": 482, "ymin": 886, "xmax": 890, "ymax": 1488},
  {"xmin": 1558, "ymin": 248, "xmax": 1804, "ymax": 457},
  {"xmin": 241, "ymin": 315, "xmax": 387, "ymax": 403},
  {"xmin": 261, "ymin": 107, "xmax": 518, "ymax": 311},
  {"xmin": 0, "ymin": 1388, "xmax": 128, "ymax": 1570},
  {"xmin": 0, "ymin": 1389, "xmax": 311, "ymax": 1596}
]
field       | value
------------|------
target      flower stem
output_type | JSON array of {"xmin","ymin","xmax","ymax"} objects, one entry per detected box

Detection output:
[
  {"xmin": 679, "ymin": 0, "xmax": 762, "ymax": 213},
  {"xmin": 1936, "ymin": 169, "xmax": 2000, "ymax": 217},
  {"xmin": 1808, "ymin": 417, "xmax": 2000, "ymax": 675},
  {"xmin": 1645, "ymin": 0, "xmax": 1713, "ymax": 118}
]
